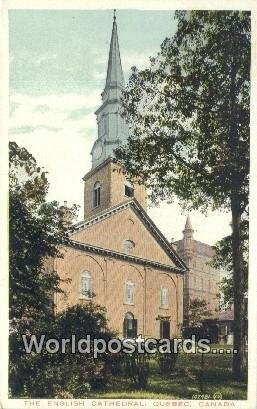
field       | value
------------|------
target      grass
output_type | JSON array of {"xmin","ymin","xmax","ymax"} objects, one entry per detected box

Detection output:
[{"xmin": 89, "ymin": 345, "xmax": 247, "ymax": 400}]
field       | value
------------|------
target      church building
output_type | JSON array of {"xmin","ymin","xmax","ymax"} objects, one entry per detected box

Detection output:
[{"xmin": 51, "ymin": 14, "xmax": 187, "ymax": 339}]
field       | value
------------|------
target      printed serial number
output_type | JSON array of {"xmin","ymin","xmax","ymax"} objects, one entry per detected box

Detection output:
[{"xmin": 192, "ymin": 394, "xmax": 211, "ymax": 399}]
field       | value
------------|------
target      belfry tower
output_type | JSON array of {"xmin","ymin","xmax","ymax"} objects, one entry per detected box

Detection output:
[{"xmin": 83, "ymin": 12, "xmax": 147, "ymax": 220}]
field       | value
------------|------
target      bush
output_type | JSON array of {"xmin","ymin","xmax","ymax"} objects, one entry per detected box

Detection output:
[
  {"xmin": 124, "ymin": 352, "xmax": 150, "ymax": 390},
  {"xmin": 9, "ymin": 303, "xmax": 116, "ymax": 398},
  {"xmin": 107, "ymin": 352, "xmax": 124, "ymax": 376},
  {"xmin": 157, "ymin": 352, "xmax": 177, "ymax": 375}
]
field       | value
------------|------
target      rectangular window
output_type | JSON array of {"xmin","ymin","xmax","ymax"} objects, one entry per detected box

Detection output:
[
  {"xmin": 160, "ymin": 287, "xmax": 168, "ymax": 308},
  {"xmin": 125, "ymin": 282, "xmax": 134, "ymax": 304},
  {"xmin": 93, "ymin": 187, "xmax": 100, "ymax": 207},
  {"xmin": 81, "ymin": 273, "xmax": 92, "ymax": 298},
  {"xmin": 160, "ymin": 320, "xmax": 170, "ymax": 339},
  {"xmin": 125, "ymin": 185, "xmax": 134, "ymax": 198}
]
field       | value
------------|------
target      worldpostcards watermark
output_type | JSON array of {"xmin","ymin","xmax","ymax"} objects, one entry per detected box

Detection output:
[{"xmin": 21, "ymin": 334, "xmax": 238, "ymax": 358}]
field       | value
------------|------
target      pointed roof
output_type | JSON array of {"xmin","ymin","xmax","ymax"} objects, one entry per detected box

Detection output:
[
  {"xmin": 104, "ymin": 12, "xmax": 125, "ymax": 90},
  {"xmin": 185, "ymin": 214, "xmax": 193, "ymax": 231},
  {"xmin": 69, "ymin": 199, "xmax": 188, "ymax": 273}
]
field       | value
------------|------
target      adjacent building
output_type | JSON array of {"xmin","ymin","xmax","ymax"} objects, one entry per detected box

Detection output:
[{"xmin": 173, "ymin": 216, "xmax": 220, "ymax": 316}]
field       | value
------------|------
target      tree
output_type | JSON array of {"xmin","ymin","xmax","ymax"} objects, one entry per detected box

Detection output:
[
  {"xmin": 116, "ymin": 11, "xmax": 250, "ymax": 378},
  {"xmin": 184, "ymin": 298, "xmax": 212, "ymax": 327},
  {"xmin": 212, "ymin": 218, "xmax": 248, "ymax": 311},
  {"xmin": 9, "ymin": 141, "xmax": 78, "ymax": 320}
]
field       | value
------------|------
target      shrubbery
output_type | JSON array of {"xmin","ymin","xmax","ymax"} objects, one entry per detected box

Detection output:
[
  {"xmin": 124, "ymin": 351, "xmax": 150, "ymax": 390},
  {"xmin": 9, "ymin": 303, "xmax": 117, "ymax": 398},
  {"xmin": 157, "ymin": 351, "xmax": 177, "ymax": 375}
]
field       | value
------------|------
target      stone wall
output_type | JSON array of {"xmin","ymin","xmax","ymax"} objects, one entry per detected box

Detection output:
[
  {"xmin": 83, "ymin": 160, "xmax": 147, "ymax": 220},
  {"xmin": 55, "ymin": 246, "xmax": 183, "ymax": 338}
]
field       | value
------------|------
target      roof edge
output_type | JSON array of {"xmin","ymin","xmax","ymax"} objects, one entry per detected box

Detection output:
[
  {"xmin": 66, "ymin": 239, "xmax": 186, "ymax": 275},
  {"xmin": 70, "ymin": 198, "xmax": 188, "ymax": 272}
]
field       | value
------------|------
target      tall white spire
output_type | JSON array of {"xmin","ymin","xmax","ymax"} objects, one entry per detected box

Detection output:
[
  {"xmin": 104, "ymin": 10, "xmax": 125, "ymax": 92},
  {"xmin": 91, "ymin": 11, "xmax": 129, "ymax": 169}
]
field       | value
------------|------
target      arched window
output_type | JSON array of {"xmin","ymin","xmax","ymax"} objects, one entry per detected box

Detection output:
[
  {"xmin": 160, "ymin": 287, "xmax": 168, "ymax": 308},
  {"xmin": 123, "ymin": 239, "xmax": 135, "ymax": 254},
  {"xmin": 125, "ymin": 280, "xmax": 134, "ymax": 304},
  {"xmin": 124, "ymin": 180, "xmax": 134, "ymax": 198},
  {"xmin": 93, "ymin": 181, "xmax": 101, "ymax": 208},
  {"xmin": 123, "ymin": 312, "xmax": 137, "ymax": 338},
  {"xmin": 81, "ymin": 271, "xmax": 92, "ymax": 298}
]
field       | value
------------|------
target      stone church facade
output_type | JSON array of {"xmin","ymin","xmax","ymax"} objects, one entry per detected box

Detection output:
[
  {"xmin": 173, "ymin": 216, "xmax": 220, "ymax": 315},
  {"xmin": 50, "ymin": 15, "xmax": 187, "ymax": 339}
]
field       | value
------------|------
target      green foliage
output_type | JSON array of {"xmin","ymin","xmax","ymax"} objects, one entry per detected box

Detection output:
[
  {"xmin": 9, "ymin": 141, "xmax": 78, "ymax": 320},
  {"xmin": 117, "ymin": 11, "xmax": 249, "ymax": 215},
  {"xmin": 184, "ymin": 297, "xmax": 212, "ymax": 327},
  {"xmin": 124, "ymin": 352, "xmax": 150, "ymax": 390},
  {"xmin": 87, "ymin": 352, "xmax": 247, "ymax": 399},
  {"xmin": 9, "ymin": 303, "xmax": 116, "ymax": 398},
  {"xmin": 116, "ymin": 10, "xmax": 249, "ymax": 378},
  {"xmin": 212, "ymin": 218, "xmax": 248, "ymax": 309},
  {"xmin": 157, "ymin": 351, "xmax": 177, "ymax": 375}
]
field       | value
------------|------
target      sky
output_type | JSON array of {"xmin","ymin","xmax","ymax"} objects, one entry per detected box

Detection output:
[{"xmin": 9, "ymin": 9, "xmax": 231, "ymax": 245}]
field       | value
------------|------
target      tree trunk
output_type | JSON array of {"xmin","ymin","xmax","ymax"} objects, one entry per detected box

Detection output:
[{"xmin": 231, "ymin": 196, "xmax": 245, "ymax": 379}]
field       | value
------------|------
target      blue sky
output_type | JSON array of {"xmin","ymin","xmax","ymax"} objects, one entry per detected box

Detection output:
[
  {"xmin": 9, "ymin": 9, "xmax": 231, "ymax": 244},
  {"xmin": 9, "ymin": 10, "xmax": 177, "ymax": 94}
]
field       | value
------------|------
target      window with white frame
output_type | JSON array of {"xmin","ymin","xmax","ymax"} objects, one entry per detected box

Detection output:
[
  {"xmin": 81, "ymin": 271, "xmax": 92, "ymax": 298},
  {"xmin": 93, "ymin": 181, "xmax": 101, "ymax": 208},
  {"xmin": 160, "ymin": 287, "xmax": 168, "ymax": 308},
  {"xmin": 125, "ymin": 280, "xmax": 134, "ymax": 304}
]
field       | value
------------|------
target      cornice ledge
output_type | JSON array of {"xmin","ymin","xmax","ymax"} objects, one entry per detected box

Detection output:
[
  {"xmin": 70, "ymin": 198, "xmax": 188, "ymax": 272},
  {"xmin": 68, "ymin": 239, "xmax": 186, "ymax": 275}
]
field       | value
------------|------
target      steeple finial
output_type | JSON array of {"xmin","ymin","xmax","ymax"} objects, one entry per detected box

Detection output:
[{"xmin": 113, "ymin": 9, "xmax": 116, "ymax": 22}]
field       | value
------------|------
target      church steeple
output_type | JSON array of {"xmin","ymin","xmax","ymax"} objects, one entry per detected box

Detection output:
[
  {"xmin": 104, "ymin": 10, "xmax": 125, "ymax": 93},
  {"xmin": 91, "ymin": 11, "xmax": 129, "ymax": 169},
  {"xmin": 83, "ymin": 11, "xmax": 147, "ymax": 220}
]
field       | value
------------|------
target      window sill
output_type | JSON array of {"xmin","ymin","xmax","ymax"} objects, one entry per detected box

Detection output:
[
  {"xmin": 79, "ymin": 296, "xmax": 93, "ymax": 300},
  {"xmin": 124, "ymin": 302, "xmax": 135, "ymax": 306},
  {"xmin": 160, "ymin": 306, "xmax": 169, "ymax": 310}
]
